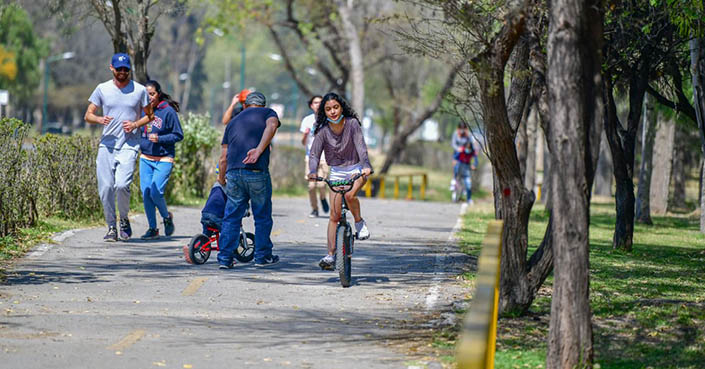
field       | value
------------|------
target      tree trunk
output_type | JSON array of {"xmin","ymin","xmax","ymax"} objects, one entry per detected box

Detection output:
[
  {"xmin": 670, "ymin": 125, "xmax": 688, "ymax": 210},
  {"xmin": 690, "ymin": 36, "xmax": 705, "ymax": 231},
  {"xmin": 470, "ymin": 9, "xmax": 537, "ymax": 314},
  {"xmin": 524, "ymin": 105, "xmax": 538, "ymax": 191},
  {"xmin": 604, "ymin": 69, "xmax": 647, "ymax": 251},
  {"xmin": 594, "ymin": 131, "xmax": 613, "ymax": 196},
  {"xmin": 337, "ymin": 0, "xmax": 364, "ymax": 115},
  {"xmin": 635, "ymin": 94, "xmax": 657, "ymax": 224},
  {"xmin": 545, "ymin": 0, "xmax": 601, "ymax": 367},
  {"xmin": 650, "ymin": 117, "xmax": 675, "ymax": 214}
]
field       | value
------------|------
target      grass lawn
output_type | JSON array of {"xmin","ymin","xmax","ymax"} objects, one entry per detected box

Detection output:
[{"xmin": 448, "ymin": 199, "xmax": 705, "ymax": 369}]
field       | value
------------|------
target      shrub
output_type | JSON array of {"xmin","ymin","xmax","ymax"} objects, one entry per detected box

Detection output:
[
  {"xmin": 168, "ymin": 113, "xmax": 220, "ymax": 199},
  {"xmin": 32, "ymin": 134, "xmax": 102, "ymax": 219},
  {"xmin": 0, "ymin": 118, "xmax": 36, "ymax": 236}
]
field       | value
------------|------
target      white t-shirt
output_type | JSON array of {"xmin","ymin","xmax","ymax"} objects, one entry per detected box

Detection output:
[
  {"xmin": 88, "ymin": 79, "xmax": 149, "ymax": 151},
  {"xmin": 299, "ymin": 113, "xmax": 316, "ymax": 155}
]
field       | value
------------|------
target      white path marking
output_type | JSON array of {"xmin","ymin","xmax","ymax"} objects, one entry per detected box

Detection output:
[{"xmin": 424, "ymin": 203, "xmax": 467, "ymax": 310}]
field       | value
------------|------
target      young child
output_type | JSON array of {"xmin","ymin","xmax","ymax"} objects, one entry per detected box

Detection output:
[{"xmin": 201, "ymin": 168, "xmax": 227, "ymax": 236}]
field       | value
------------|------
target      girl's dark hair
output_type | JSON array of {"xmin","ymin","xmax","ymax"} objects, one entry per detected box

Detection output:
[
  {"xmin": 145, "ymin": 80, "xmax": 180, "ymax": 112},
  {"xmin": 308, "ymin": 95, "xmax": 322, "ymax": 106},
  {"xmin": 314, "ymin": 92, "xmax": 360, "ymax": 135}
]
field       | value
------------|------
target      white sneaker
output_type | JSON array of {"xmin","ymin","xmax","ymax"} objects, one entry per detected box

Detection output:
[
  {"xmin": 355, "ymin": 220, "xmax": 370, "ymax": 240},
  {"xmin": 318, "ymin": 254, "xmax": 335, "ymax": 270},
  {"xmin": 467, "ymin": 199, "xmax": 474, "ymax": 205}
]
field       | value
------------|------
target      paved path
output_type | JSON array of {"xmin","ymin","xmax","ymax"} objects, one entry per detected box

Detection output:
[{"xmin": 0, "ymin": 197, "xmax": 471, "ymax": 369}]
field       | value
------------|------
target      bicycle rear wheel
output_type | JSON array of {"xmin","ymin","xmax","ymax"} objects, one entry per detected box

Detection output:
[
  {"xmin": 335, "ymin": 224, "xmax": 352, "ymax": 287},
  {"xmin": 234, "ymin": 232, "xmax": 255, "ymax": 263},
  {"xmin": 188, "ymin": 234, "xmax": 211, "ymax": 265}
]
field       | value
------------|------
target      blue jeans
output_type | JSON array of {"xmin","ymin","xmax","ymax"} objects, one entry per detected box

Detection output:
[
  {"xmin": 454, "ymin": 162, "xmax": 472, "ymax": 201},
  {"xmin": 217, "ymin": 169, "xmax": 274, "ymax": 265},
  {"xmin": 139, "ymin": 158, "xmax": 173, "ymax": 229}
]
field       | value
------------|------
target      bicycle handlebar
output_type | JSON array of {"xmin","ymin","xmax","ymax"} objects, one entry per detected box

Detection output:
[{"xmin": 315, "ymin": 170, "xmax": 373, "ymax": 194}]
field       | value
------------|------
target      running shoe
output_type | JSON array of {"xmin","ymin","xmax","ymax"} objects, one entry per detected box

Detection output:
[
  {"xmin": 321, "ymin": 198, "xmax": 329, "ymax": 213},
  {"xmin": 140, "ymin": 228, "xmax": 159, "ymax": 240},
  {"xmin": 255, "ymin": 255, "xmax": 280, "ymax": 267},
  {"xmin": 309, "ymin": 209, "xmax": 319, "ymax": 218},
  {"xmin": 318, "ymin": 254, "xmax": 335, "ymax": 271},
  {"xmin": 163, "ymin": 212, "xmax": 175, "ymax": 236},
  {"xmin": 104, "ymin": 226, "xmax": 118, "ymax": 242},
  {"xmin": 355, "ymin": 219, "xmax": 370, "ymax": 240},
  {"xmin": 219, "ymin": 262, "xmax": 235, "ymax": 269},
  {"xmin": 119, "ymin": 218, "xmax": 132, "ymax": 241}
]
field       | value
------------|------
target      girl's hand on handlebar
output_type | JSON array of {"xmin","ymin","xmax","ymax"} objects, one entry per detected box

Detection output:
[{"xmin": 362, "ymin": 168, "xmax": 372, "ymax": 178}]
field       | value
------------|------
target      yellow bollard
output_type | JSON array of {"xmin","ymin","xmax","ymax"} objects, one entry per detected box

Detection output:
[
  {"xmin": 456, "ymin": 220, "xmax": 504, "ymax": 369},
  {"xmin": 379, "ymin": 177, "xmax": 386, "ymax": 199},
  {"xmin": 406, "ymin": 175, "xmax": 413, "ymax": 200},
  {"xmin": 364, "ymin": 178, "xmax": 372, "ymax": 197},
  {"xmin": 394, "ymin": 177, "xmax": 400, "ymax": 199},
  {"xmin": 421, "ymin": 174, "xmax": 427, "ymax": 200}
]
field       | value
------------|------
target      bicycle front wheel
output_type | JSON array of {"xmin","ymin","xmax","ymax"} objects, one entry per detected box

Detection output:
[{"xmin": 335, "ymin": 224, "xmax": 352, "ymax": 287}]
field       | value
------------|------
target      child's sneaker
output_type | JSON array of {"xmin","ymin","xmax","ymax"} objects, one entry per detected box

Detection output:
[
  {"xmin": 140, "ymin": 228, "xmax": 159, "ymax": 240},
  {"xmin": 355, "ymin": 219, "xmax": 370, "ymax": 240},
  {"xmin": 163, "ymin": 212, "xmax": 175, "ymax": 236},
  {"xmin": 318, "ymin": 254, "xmax": 335, "ymax": 270}
]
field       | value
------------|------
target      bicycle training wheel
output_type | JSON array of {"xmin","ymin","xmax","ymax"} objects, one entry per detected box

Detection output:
[
  {"xmin": 234, "ymin": 232, "xmax": 255, "ymax": 263},
  {"xmin": 188, "ymin": 234, "xmax": 211, "ymax": 265},
  {"xmin": 335, "ymin": 225, "xmax": 352, "ymax": 287}
]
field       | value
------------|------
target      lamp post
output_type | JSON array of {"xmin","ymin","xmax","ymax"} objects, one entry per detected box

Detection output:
[{"xmin": 42, "ymin": 51, "xmax": 74, "ymax": 133}]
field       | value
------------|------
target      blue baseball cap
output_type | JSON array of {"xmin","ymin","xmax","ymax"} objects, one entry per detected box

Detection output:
[{"xmin": 111, "ymin": 53, "xmax": 131, "ymax": 70}]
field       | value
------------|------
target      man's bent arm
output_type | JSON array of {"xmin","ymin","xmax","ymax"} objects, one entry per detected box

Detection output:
[
  {"xmin": 84, "ymin": 103, "xmax": 106, "ymax": 125},
  {"xmin": 218, "ymin": 144, "xmax": 228, "ymax": 185}
]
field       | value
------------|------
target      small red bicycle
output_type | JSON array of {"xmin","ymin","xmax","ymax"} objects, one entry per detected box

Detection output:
[{"xmin": 183, "ymin": 224, "xmax": 255, "ymax": 265}]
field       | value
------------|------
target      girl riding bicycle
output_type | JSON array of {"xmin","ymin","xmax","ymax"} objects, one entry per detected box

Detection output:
[{"xmin": 307, "ymin": 92, "xmax": 372, "ymax": 270}]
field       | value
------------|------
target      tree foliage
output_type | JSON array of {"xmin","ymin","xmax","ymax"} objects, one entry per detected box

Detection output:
[{"xmin": 0, "ymin": 4, "xmax": 47, "ymax": 102}]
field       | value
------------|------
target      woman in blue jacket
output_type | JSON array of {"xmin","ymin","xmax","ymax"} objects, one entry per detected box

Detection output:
[{"xmin": 139, "ymin": 80, "xmax": 184, "ymax": 239}]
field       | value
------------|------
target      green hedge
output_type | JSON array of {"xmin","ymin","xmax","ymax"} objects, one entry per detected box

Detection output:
[{"xmin": 0, "ymin": 118, "xmax": 109, "ymax": 237}]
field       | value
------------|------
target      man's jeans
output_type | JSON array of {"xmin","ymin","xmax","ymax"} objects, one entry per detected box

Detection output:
[{"xmin": 217, "ymin": 169, "xmax": 274, "ymax": 265}]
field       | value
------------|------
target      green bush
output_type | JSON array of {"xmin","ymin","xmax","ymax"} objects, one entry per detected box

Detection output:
[
  {"xmin": 168, "ymin": 113, "xmax": 220, "ymax": 200},
  {"xmin": 0, "ymin": 118, "xmax": 36, "ymax": 236},
  {"xmin": 32, "ymin": 134, "xmax": 102, "ymax": 219}
]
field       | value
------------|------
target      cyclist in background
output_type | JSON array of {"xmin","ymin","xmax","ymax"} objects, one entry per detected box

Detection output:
[
  {"xmin": 454, "ymin": 140, "xmax": 478, "ymax": 204},
  {"xmin": 307, "ymin": 92, "xmax": 372, "ymax": 270}
]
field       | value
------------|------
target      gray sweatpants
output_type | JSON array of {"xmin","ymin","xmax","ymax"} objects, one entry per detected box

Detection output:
[{"xmin": 96, "ymin": 146, "xmax": 138, "ymax": 227}]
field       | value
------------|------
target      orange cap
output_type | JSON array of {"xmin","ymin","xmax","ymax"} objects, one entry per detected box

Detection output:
[{"xmin": 237, "ymin": 89, "xmax": 251, "ymax": 103}]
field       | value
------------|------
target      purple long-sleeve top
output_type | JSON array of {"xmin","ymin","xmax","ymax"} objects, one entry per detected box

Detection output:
[{"xmin": 309, "ymin": 117, "xmax": 372, "ymax": 174}]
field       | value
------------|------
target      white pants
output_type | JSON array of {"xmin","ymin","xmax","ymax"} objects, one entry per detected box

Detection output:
[
  {"xmin": 329, "ymin": 164, "xmax": 363, "ymax": 181},
  {"xmin": 96, "ymin": 146, "xmax": 138, "ymax": 227}
]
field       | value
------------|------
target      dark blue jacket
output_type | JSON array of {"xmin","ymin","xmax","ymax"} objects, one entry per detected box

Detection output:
[
  {"xmin": 140, "ymin": 101, "xmax": 184, "ymax": 157},
  {"xmin": 202, "ymin": 183, "xmax": 227, "ymax": 219}
]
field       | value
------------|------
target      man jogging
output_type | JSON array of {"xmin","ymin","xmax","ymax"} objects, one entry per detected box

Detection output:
[{"xmin": 84, "ymin": 53, "xmax": 153, "ymax": 242}]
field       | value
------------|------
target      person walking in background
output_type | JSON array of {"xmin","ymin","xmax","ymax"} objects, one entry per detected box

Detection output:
[
  {"xmin": 299, "ymin": 95, "xmax": 329, "ymax": 217},
  {"xmin": 216, "ymin": 92, "xmax": 280, "ymax": 269},
  {"xmin": 307, "ymin": 92, "xmax": 372, "ymax": 271},
  {"xmin": 139, "ymin": 80, "xmax": 184, "ymax": 239},
  {"xmin": 221, "ymin": 89, "xmax": 250, "ymax": 125},
  {"xmin": 454, "ymin": 140, "xmax": 478, "ymax": 204},
  {"xmin": 84, "ymin": 53, "xmax": 153, "ymax": 242}
]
